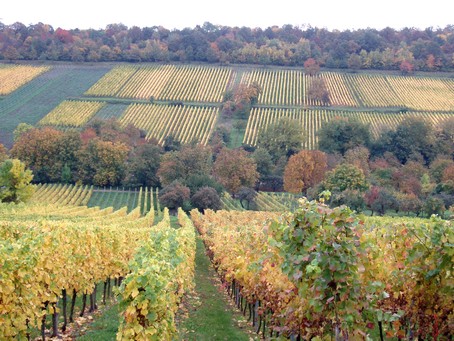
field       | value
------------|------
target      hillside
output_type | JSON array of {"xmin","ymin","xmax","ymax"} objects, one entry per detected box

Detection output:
[{"xmin": 1, "ymin": 61, "xmax": 453, "ymax": 149}]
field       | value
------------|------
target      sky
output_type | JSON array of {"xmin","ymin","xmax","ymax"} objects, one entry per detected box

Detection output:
[{"xmin": 1, "ymin": 0, "xmax": 453, "ymax": 31}]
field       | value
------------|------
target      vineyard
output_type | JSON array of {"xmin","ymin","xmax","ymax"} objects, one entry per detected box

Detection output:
[
  {"xmin": 38, "ymin": 100, "xmax": 106, "ymax": 127},
  {"xmin": 243, "ymin": 107, "xmax": 453, "ymax": 148},
  {"xmin": 191, "ymin": 201, "xmax": 453, "ymax": 340},
  {"xmin": 85, "ymin": 64, "xmax": 232, "ymax": 103},
  {"xmin": 119, "ymin": 103, "xmax": 218, "ymax": 145},
  {"xmin": 240, "ymin": 69, "xmax": 454, "ymax": 111},
  {"xmin": 0, "ymin": 198, "xmax": 195, "ymax": 340},
  {"xmin": 31, "ymin": 183, "xmax": 160, "ymax": 216},
  {"xmin": 0, "ymin": 64, "xmax": 50, "ymax": 96},
  {"xmin": 1, "ymin": 61, "xmax": 454, "ymax": 149}
]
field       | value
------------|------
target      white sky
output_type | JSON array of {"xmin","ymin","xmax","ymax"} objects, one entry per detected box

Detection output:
[{"xmin": 1, "ymin": 0, "xmax": 453, "ymax": 31}]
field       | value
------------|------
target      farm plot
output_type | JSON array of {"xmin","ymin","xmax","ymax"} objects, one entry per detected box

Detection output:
[
  {"xmin": 119, "ymin": 103, "xmax": 218, "ymax": 145},
  {"xmin": 244, "ymin": 107, "xmax": 453, "ymax": 149},
  {"xmin": 0, "ymin": 64, "xmax": 50, "ymax": 95},
  {"xmin": 38, "ymin": 100, "xmax": 105, "ymax": 127}
]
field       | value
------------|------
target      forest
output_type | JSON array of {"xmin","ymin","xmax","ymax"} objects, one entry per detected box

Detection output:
[{"xmin": 1, "ymin": 21, "xmax": 453, "ymax": 71}]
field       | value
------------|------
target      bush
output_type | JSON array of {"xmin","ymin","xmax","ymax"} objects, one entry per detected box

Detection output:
[
  {"xmin": 191, "ymin": 187, "xmax": 222, "ymax": 211},
  {"xmin": 159, "ymin": 181, "xmax": 190, "ymax": 210}
]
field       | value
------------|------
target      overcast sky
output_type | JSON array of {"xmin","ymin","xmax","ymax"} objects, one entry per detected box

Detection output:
[{"xmin": 1, "ymin": 0, "xmax": 453, "ymax": 31}]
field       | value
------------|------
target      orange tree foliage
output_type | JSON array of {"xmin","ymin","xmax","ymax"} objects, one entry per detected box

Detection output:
[
  {"xmin": 78, "ymin": 139, "xmax": 130, "ymax": 186},
  {"xmin": 10, "ymin": 127, "xmax": 64, "ymax": 182},
  {"xmin": 283, "ymin": 150, "xmax": 327, "ymax": 194},
  {"xmin": 213, "ymin": 148, "xmax": 258, "ymax": 194}
]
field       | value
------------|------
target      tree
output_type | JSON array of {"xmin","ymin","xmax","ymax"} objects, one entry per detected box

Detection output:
[
  {"xmin": 0, "ymin": 159, "xmax": 35, "ymax": 203},
  {"xmin": 236, "ymin": 186, "xmax": 257, "ymax": 210},
  {"xmin": 323, "ymin": 164, "xmax": 369, "ymax": 193},
  {"xmin": 283, "ymin": 150, "xmax": 327, "ymax": 194},
  {"xmin": 344, "ymin": 146, "xmax": 370, "ymax": 176},
  {"xmin": 124, "ymin": 143, "xmax": 162, "ymax": 188},
  {"xmin": 78, "ymin": 139, "xmax": 130, "ymax": 186},
  {"xmin": 13, "ymin": 123, "xmax": 34, "ymax": 142},
  {"xmin": 11, "ymin": 127, "xmax": 64, "ymax": 182},
  {"xmin": 157, "ymin": 145, "xmax": 212, "ymax": 186},
  {"xmin": 304, "ymin": 58, "xmax": 320, "ymax": 76},
  {"xmin": 0, "ymin": 144, "xmax": 8, "ymax": 163},
  {"xmin": 318, "ymin": 117, "xmax": 371, "ymax": 155},
  {"xmin": 257, "ymin": 117, "xmax": 305, "ymax": 162},
  {"xmin": 185, "ymin": 174, "xmax": 223, "ymax": 196},
  {"xmin": 307, "ymin": 77, "xmax": 330, "ymax": 105},
  {"xmin": 365, "ymin": 187, "xmax": 398, "ymax": 215},
  {"xmin": 191, "ymin": 186, "xmax": 222, "ymax": 211},
  {"xmin": 384, "ymin": 117, "xmax": 436, "ymax": 165},
  {"xmin": 331, "ymin": 189, "xmax": 366, "ymax": 212},
  {"xmin": 252, "ymin": 148, "xmax": 274, "ymax": 178},
  {"xmin": 213, "ymin": 148, "xmax": 259, "ymax": 194},
  {"xmin": 159, "ymin": 181, "xmax": 191, "ymax": 210},
  {"xmin": 399, "ymin": 60, "xmax": 414, "ymax": 75},
  {"xmin": 422, "ymin": 196, "xmax": 445, "ymax": 216}
]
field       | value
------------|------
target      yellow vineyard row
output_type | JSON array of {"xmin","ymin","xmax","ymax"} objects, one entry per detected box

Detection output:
[
  {"xmin": 244, "ymin": 107, "xmax": 453, "ymax": 149},
  {"xmin": 241, "ymin": 69, "xmax": 454, "ymax": 111},
  {"xmin": 0, "ymin": 64, "xmax": 50, "ymax": 95},
  {"xmin": 120, "ymin": 103, "xmax": 218, "ymax": 145},
  {"xmin": 85, "ymin": 64, "xmax": 232, "ymax": 103},
  {"xmin": 38, "ymin": 100, "xmax": 105, "ymax": 127}
]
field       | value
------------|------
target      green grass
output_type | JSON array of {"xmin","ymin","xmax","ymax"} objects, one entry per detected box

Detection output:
[
  {"xmin": 177, "ymin": 236, "xmax": 256, "ymax": 341},
  {"xmin": 76, "ymin": 304, "xmax": 119, "ymax": 341}
]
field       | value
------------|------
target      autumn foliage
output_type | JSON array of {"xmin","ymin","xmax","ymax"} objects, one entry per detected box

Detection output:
[
  {"xmin": 213, "ymin": 148, "xmax": 259, "ymax": 194},
  {"xmin": 283, "ymin": 150, "xmax": 327, "ymax": 194}
]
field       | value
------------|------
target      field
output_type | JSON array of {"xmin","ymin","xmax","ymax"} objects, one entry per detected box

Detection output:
[
  {"xmin": 0, "ymin": 64, "xmax": 110, "ymax": 147},
  {"xmin": 1, "ymin": 61, "xmax": 453, "ymax": 149},
  {"xmin": 0, "ymin": 64, "xmax": 50, "ymax": 95},
  {"xmin": 85, "ymin": 64, "xmax": 232, "ymax": 103},
  {"xmin": 244, "ymin": 107, "xmax": 453, "ymax": 149}
]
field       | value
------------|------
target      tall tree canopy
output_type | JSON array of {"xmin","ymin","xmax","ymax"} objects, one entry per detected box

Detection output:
[
  {"xmin": 283, "ymin": 150, "xmax": 327, "ymax": 194},
  {"xmin": 318, "ymin": 117, "xmax": 371, "ymax": 155},
  {"xmin": 257, "ymin": 117, "xmax": 305, "ymax": 163},
  {"xmin": 213, "ymin": 148, "xmax": 259, "ymax": 194}
]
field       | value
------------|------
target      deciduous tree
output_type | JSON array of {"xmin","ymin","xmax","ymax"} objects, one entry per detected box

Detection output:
[
  {"xmin": 10, "ymin": 127, "xmax": 64, "ymax": 182},
  {"xmin": 159, "ymin": 181, "xmax": 191, "ymax": 210},
  {"xmin": 283, "ymin": 150, "xmax": 327, "ymax": 194},
  {"xmin": 0, "ymin": 144, "xmax": 8, "ymax": 163},
  {"xmin": 191, "ymin": 186, "xmax": 222, "ymax": 211},
  {"xmin": 0, "ymin": 159, "xmax": 35, "ymax": 203},
  {"xmin": 323, "ymin": 164, "xmax": 369, "ymax": 193},
  {"xmin": 157, "ymin": 144, "xmax": 212, "ymax": 186},
  {"xmin": 257, "ymin": 117, "xmax": 305, "ymax": 162},
  {"xmin": 78, "ymin": 139, "xmax": 130, "ymax": 186},
  {"xmin": 213, "ymin": 148, "xmax": 258, "ymax": 194},
  {"xmin": 304, "ymin": 57, "xmax": 320, "ymax": 76},
  {"xmin": 318, "ymin": 117, "xmax": 371, "ymax": 155}
]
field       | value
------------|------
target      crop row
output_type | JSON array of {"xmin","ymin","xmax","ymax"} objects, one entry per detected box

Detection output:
[
  {"xmin": 120, "ymin": 103, "xmax": 218, "ymax": 145},
  {"xmin": 241, "ymin": 69, "xmax": 454, "ymax": 111},
  {"xmin": 0, "ymin": 64, "xmax": 50, "ymax": 95},
  {"xmin": 38, "ymin": 100, "xmax": 105, "ymax": 127},
  {"xmin": 85, "ymin": 64, "xmax": 232, "ymax": 103},
  {"xmin": 244, "ymin": 107, "xmax": 453, "ymax": 149}
]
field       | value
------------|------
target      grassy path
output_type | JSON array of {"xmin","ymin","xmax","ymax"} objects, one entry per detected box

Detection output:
[
  {"xmin": 178, "ymin": 235, "xmax": 256, "ymax": 341},
  {"xmin": 75, "ymin": 233, "xmax": 255, "ymax": 340}
]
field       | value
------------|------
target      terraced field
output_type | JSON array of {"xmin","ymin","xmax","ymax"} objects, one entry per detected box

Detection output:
[
  {"xmin": 244, "ymin": 107, "xmax": 453, "ymax": 149},
  {"xmin": 0, "ymin": 64, "xmax": 110, "ymax": 147},
  {"xmin": 1, "ymin": 61, "xmax": 453, "ymax": 149}
]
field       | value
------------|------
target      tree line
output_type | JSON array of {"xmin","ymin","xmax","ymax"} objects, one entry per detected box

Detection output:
[
  {"xmin": 1, "ymin": 21, "xmax": 453, "ymax": 71},
  {"xmin": 1, "ymin": 115, "xmax": 453, "ymax": 216}
]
